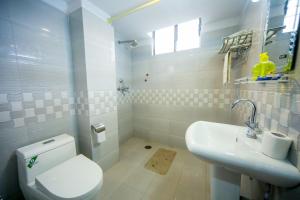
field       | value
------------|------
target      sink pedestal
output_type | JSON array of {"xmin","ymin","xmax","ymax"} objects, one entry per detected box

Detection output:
[{"xmin": 210, "ymin": 165, "xmax": 241, "ymax": 200}]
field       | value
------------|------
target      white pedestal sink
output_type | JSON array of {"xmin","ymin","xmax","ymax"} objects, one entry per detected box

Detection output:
[{"xmin": 185, "ymin": 121, "xmax": 300, "ymax": 200}]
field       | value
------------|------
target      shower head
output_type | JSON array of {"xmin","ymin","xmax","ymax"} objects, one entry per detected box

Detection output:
[{"xmin": 118, "ymin": 40, "xmax": 138, "ymax": 48}]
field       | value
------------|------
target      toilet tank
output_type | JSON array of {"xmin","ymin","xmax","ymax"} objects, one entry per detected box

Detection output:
[{"xmin": 16, "ymin": 134, "xmax": 76, "ymax": 186}]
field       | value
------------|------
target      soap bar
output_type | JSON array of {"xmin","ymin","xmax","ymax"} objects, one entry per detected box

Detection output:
[{"xmin": 261, "ymin": 131, "xmax": 292, "ymax": 160}]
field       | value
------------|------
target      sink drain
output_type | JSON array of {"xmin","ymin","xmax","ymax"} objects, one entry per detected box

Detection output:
[{"xmin": 144, "ymin": 145, "xmax": 152, "ymax": 149}]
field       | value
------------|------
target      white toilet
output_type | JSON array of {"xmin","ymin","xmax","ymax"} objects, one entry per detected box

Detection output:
[{"xmin": 16, "ymin": 134, "xmax": 103, "ymax": 200}]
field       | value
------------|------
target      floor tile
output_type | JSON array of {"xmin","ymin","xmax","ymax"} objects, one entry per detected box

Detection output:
[
  {"xmin": 123, "ymin": 167, "xmax": 155, "ymax": 193},
  {"xmin": 105, "ymin": 184, "xmax": 143, "ymax": 200},
  {"xmin": 100, "ymin": 137, "xmax": 210, "ymax": 200}
]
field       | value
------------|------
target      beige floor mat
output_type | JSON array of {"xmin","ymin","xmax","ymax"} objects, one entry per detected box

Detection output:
[{"xmin": 145, "ymin": 148, "xmax": 177, "ymax": 175}]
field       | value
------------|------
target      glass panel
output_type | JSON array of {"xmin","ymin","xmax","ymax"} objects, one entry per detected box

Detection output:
[
  {"xmin": 286, "ymin": 5, "xmax": 297, "ymax": 17},
  {"xmin": 176, "ymin": 19, "xmax": 200, "ymax": 51},
  {"xmin": 263, "ymin": 0, "xmax": 300, "ymax": 72},
  {"xmin": 287, "ymin": 0, "xmax": 298, "ymax": 8},
  {"xmin": 154, "ymin": 26, "xmax": 174, "ymax": 55},
  {"xmin": 283, "ymin": 0, "xmax": 300, "ymax": 32},
  {"xmin": 284, "ymin": 16, "xmax": 297, "ymax": 32}
]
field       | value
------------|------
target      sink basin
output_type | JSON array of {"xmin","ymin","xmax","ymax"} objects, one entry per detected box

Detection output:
[{"xmin": 185, "ymin": 121, "xmax": 300, "ymax": 198}]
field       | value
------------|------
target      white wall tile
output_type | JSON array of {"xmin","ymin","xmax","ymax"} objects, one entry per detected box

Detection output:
[
  {"xmin": 266, "ymin": 104, "xmax": 272, "ymax": 118},
  {"xmin": 11, "ymin": 101, "xmax": 23, "ymax": 111},
  {"xmin": 35, "ymin": 99, "xmax": 44, "ymax": 108},
  {"xmin": 37, "ymin": 114, "xmax": 46, "ymax": 122},
  {"xmin": 270, "ymin": 119, "xmax": 278, "ymax": 131},
  {"xmin": 0, "ymin": 94, "xmax": 8, "ymax": 104},
  {"xmin": 54, "ymin": 98, "xmax": 61, "ymax": 106},
  {"xmin": 55, "ymin": 111, "xmax": 62, "ymax": 118},
  {"xmin": 0, "ymin": 111, "xmax": 10, "ymax": 122},
  {"xmin": 273, "ymin": 93, "xmax": 280, "ymax": 109},
  {"xmin": 25, "ymin": 108, "xmax": 35, "ymax": 117},
  {"xmin": 1, "ymin": 1, "xmax": 75, "ymax": 199},
  {"xmin": 291, "ymin": 94, "xmax": 300, "ymax": 114},
  {"xmin": 45, "ymin": 92, "xmax": 52, "ymax": 100},
  {"xmin": 62, "ymin": 104, "xmax": 69, "ymax": 111},
  {"xmin": 13, "ymin": 118, "xmax": 24, "ymax": 127},
  {"xmin": 23, "ymin": 93, "xmax": 33, "ymax": 102},
  {"xmin": 46, "ymin": 106, "xmax": 54, "ymax": 114},
  {"xmin": 279, "ymin": 108, "xmax": 290, "ymax": 127}
]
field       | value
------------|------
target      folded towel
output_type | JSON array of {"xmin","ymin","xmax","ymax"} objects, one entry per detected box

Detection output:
[{"xmin": 223, "ymin": 51, "xmax": 232, "ymax": 85}]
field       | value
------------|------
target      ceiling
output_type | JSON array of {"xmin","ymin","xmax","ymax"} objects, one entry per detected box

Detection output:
[{"xmin": 86, "ymin": 0, "xmax": 249, "ymax": 39}]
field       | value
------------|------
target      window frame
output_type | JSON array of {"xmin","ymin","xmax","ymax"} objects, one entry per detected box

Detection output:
[
  {"xmin": 150, "ymin": 18, "xmax": 201, "ymax": 56},
  {"xmin": 175, "ymin": 18, "xmax": 201, "ymax": 52}
]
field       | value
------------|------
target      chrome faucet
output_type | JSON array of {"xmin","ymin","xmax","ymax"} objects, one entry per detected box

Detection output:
[
  {"xmin": 231, "ymin": 99, "xmax": 261, "ymax": 139},
  {"xmin": 117, "ymin": 79, "xmax": 130, "ymax": 96}
]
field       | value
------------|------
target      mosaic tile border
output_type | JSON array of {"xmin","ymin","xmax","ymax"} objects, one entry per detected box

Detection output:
[
  {"xmin": 117, "ymin": 92, "xmax": 133, "ymax": 105},
  {"xmin": 0, "ymin": 91, "xmax": 76, "ymax": 128},
  {"xmin": 235, "ymin": 89, "xmax": 300, "ymax": 168},
  {"xmin": 2, "ymin": 88, "xmax": 298, "ymax": 141},
  {"xmin": 0, "ymin": 90, "xmax": 118, "ymax": 128},
  {"xmin": 235, "ymin": 90, "xmax": 300, "ymax": 134},
  {"xmin": 87, "ymin": 90, "xmax": 117, "ymax": 116},
  {"xmin": 121, "ymin": 88, "xmax": 299, "ymax": 134},
  {"xmin": 130, "ymin": 89, "xmax": 232, "ymax": 109}
]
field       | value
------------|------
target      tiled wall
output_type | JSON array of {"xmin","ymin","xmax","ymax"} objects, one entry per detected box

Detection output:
[
  {"xmin": 0, "ymin": 0, "xmax": 76, "ymax": 199},
  {"xmin": 230, "ymin": 0, "xmax": 300, "ymax": 170},
  {"xmin": 131, "ymin": 31, "xmax": 239, "ymax": 148},
  {"xmin": 69, "ymin": 8, "xmax": 119, "ymax": 171},
  {"xmin": 230, "ymin": 0, "xmax": 300, "ymax": 199},
  {"xmin": 233, "ymin": 89, "xmax": 300, "ymax": 164},
  {"xmin": 131, "ymin": 89, "xmax": 233, "ymax": 148},
  {"xmin": 0, "ymin": 91, "xmax": 75, "ymax": 128},
  {"xmin": 132, "ymin": 89, "xmax": 231, "ymax": 107},
  {"xmin": 69, "ymin": 7, "xmax": 92, "ymax": 162},
  {"xmin": 115, "ymin": 33, "xmax": 133, "ymax": 144},
  {"xmin": 0, "ymin": 1, "xmax": 119, "ymax": 199}
]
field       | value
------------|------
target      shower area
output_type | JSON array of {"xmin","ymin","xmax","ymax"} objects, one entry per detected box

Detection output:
[
  {"xmin": 114, "ymin": 28, "xmax": 237, "ymax": 148},
  {"xmin": 115, "ymin": 36, "xmax": 135, "ymax": 144}
]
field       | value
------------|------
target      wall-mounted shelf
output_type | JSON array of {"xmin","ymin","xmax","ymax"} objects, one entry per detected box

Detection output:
[{"xmin": 234, "ymin": 76, "xmax": 290, "ymax": 85}]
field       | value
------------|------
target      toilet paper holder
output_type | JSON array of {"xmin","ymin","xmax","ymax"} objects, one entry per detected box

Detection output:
[{"xmin": 91, "ymin": 123, "xmax": 106, "ymax": 133}]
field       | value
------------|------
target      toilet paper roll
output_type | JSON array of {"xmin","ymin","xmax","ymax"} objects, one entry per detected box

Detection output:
[
  {"xmin": 95, "ymin": 131, "xmax": 106, "ymax": 143},
  {"xmin": 91, "ymin": 123, "xmax": 106, "ymax": 144},
  {"xmin": 261, "ymin": 131, "xmax": 292, "ymax": 160}
]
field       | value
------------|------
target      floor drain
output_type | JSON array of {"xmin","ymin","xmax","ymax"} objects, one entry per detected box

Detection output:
[{"xmin": 144, "ymin": 145, "xmax": 152, "ymax": 149}]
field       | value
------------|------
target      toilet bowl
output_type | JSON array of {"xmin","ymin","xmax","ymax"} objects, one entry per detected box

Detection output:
[{"xmin": 16, "ymin": 134, "xmax": 103, "ymax": 200}]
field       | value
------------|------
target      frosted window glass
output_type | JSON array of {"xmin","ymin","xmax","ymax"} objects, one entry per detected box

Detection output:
[
  {"xmin": 155, "ymin": 26, "xmax": 174, "ymax": 55},
  {"xmin": 176, "ymin": 19, "xmax": 200, "ymax": 51}
]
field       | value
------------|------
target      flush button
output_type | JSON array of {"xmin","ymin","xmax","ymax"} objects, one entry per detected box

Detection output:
[{"xmin": 43, "ymin": 139, "xmax": 55, "ymax": 144}]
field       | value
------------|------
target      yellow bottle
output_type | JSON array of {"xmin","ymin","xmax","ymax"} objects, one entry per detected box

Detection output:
[
  {"xmin": 282, "ymin": 54, "xmax": 292, "ymax": 73},
  {"xmin": 252, "ymin": 52, "xmax": 276, "ymax": 80}
]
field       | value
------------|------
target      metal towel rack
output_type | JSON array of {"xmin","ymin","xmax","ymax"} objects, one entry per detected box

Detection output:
[{"xmin": 219, "ymin": 30, "xmax": 253, "ymax": 56}]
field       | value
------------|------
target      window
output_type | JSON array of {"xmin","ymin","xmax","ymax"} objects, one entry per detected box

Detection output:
[
  {"xmin": 176, "ymin": 19, "xmax": 200, "ymax": 51},
  {"xmin": 150, "ymin": 18, "xmax": 201, "ymax": 55},
  {"xmin": 283, "ymin": 0, "xmax": 300, "ymax": 33},
  {"xmin": 154, "ymin": 26, "xmax": 175, "ymax": 55}
]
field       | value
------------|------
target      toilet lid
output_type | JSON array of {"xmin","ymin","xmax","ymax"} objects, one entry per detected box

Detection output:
[{"xmin": 35, "ymin": 154, "xmax": 103, "ymax": 200}]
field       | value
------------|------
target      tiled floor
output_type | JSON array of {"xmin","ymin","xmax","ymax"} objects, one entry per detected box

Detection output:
[{"xmin": 98, "ymin": 137, "xmax": 210, "ymax": 200}]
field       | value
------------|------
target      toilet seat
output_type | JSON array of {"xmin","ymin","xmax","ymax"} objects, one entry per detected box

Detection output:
[{"xmin": 35, "ymin": 154, "xmax": 103, "ymax": 200}]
